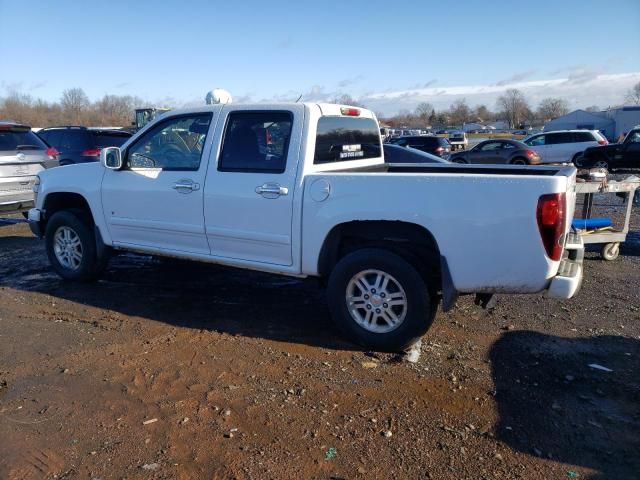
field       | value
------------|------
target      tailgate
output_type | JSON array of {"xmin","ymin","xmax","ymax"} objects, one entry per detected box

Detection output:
[{"xmin": 0, "ymin": 154, "xmax": 45, "ymax": 197}]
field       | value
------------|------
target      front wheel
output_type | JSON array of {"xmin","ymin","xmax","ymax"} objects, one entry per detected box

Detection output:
[
  {"xmin": 594, "ymin": 159, "xmax": 609, "ymax": 169},
  {"xmin": 572, "ymin": 153, "xmax": 584, "ymax": 167},
  {"xmin": 327, "ymin": 248, "xmax": 436, "ymax": 352},
  {"xmin": 45, "ymin": 211, "xmax": 105, "ymax": 281}
]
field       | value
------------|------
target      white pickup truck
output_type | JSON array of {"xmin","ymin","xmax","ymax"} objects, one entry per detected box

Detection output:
[{"xmin": 28, "ymin": 103, "xmax": 584, "ymax": 351}]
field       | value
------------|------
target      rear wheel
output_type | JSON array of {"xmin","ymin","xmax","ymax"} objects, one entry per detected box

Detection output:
[
  {"xmin": 511, "ymin": 157, "xmax": 528, "ymax": 165},
  {"xmin": 45, "ymin": 210, "xmax": 105, "ymax": 281},
  {"xmin": 453, "ymin": 158, "xmax": 468, "ymax": 164},
  {"xmin": 327, "ymin": 248, "xmax": 436, "ymax": 352}
]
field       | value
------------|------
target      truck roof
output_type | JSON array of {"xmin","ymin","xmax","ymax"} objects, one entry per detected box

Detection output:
[{"xmin": 161, "ymin": 103, "xmax": 377, "ymax": 119}]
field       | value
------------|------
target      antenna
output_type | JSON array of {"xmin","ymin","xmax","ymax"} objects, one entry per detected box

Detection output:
[{"xmin": 295, "ymin": 94, "xmax": 303, "ymax": 103}]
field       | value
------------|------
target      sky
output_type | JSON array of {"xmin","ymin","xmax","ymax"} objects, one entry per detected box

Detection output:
[{"xmin": 1, "ymin": 0, "xmax": 639, "ymax": 115}]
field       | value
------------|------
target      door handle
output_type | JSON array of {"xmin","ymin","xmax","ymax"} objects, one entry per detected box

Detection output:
[
  {"xmin": 172, "ymin": 180, "xmax": 200, "ymax": 193},
  {"xmin": 255, "ymin": 183, "xmax": 288, "ymax": 198}
]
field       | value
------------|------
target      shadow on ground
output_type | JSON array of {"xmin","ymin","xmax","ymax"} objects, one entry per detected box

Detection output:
[
  {"xmin": 490, "ymin": 331, "xmax": 640, "ymax": 479},
  {"xmin": 0, "ymin": 233, "xmax": 354, "ymax": 351}
]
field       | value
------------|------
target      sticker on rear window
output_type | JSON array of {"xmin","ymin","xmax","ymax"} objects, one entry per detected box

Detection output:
[{"xmin": 340, "ymin": 144, "xmax": 364, "ymax": 159}]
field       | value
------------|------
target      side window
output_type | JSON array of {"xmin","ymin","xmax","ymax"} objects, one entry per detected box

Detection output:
[
  {"xmin": 480, "ymin": 142, "xmax": 502, "ymax": 151},
  {"xmin": 547, "ymin": 133, "xmax": 572, "ymax": 144},
  {"xmin": 127, "ymin": 114, "xmax": 212, "ymax": 170},
  {"xmin": 502, "ymin": 142, "xmax": 516, "ymax": 149},
  {"xmin": 525, "ymin": 135, "xmax": 545, "ymax": 146},
  {"xmin": 574, "ymin": 132, "xmax": 593, "ymax": 143},
  {"xmin": 626, "ymin": 131, "xmax": 640, "ymax": 144},
  {"xmin": 46, "ymin": 130, "xmax": 64, "ymax": 149},
  {"xmin": 218, "ymin": 111, "xmax": 293, "ymax": 173}
]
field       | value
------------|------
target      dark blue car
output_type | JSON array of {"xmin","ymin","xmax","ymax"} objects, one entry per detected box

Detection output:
[{"xmin": 37, "ymin": 127, "xmax": 132, "ymax": 166}]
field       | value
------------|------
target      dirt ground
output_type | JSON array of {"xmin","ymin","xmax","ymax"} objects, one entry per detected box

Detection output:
[{"xmin": 0, "ymin": 206, "xmax": 639, "ymax": 480}]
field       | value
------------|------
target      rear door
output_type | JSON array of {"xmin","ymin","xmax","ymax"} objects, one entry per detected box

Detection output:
[
  {"xmin": 204, "ymin": 105, "xmax": 303, "ymax": 265},
  {"xmin": 102, "ymin": 112, "xmax": 216, "ymax": 255}
]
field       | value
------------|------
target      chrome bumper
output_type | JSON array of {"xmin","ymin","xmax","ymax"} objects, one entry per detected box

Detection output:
[{"xmin": 546, "ymin": 232, "xmax": 584, "ymax": 299}]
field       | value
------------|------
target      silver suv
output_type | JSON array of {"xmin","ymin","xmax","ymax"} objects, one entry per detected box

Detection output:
[{"xmin": 0, "ymin": 121, "xmax": 59, "ymax": 214}]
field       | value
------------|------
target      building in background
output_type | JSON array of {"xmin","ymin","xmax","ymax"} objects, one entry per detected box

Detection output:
[{"xmin": 544, "ymin": 106, "xmax": 640, "ymax": 141}]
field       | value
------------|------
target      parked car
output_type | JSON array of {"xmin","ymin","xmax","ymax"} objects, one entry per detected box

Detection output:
[
  {"xmin": 447, "ymin": 131, "xmax": 468, "ymax": 151},
  {"xmin": 523, "ymin": 130, "xmax": 607, "ymax": 164},
  {"xmin": 383, "ymin": 144, "xmax": 449, "ymax": 164},
  {"xmin": 28, "ymin": 102, "xmax": 583, "ymax": 352},
  {"xmin": 0, "ymin": 121, "xmax": 59, "ymax": 214},
  {"xmin": 575, "ymin": 127, "xmax": 640, "ymax": 170},
  {"xmin": 388, "ymin": 135, "xmax": 451, "ymax": 158},
  {"xmin": 37, "ymin": 126, "xmax": 132, "ymax": 166},
  {"xmin": 511, "ymin": 129, "xmax": 529, "ymax": 136},
  {"xmin": 449, "ymin": 139, "xmax": 541, "ymax": 165}
]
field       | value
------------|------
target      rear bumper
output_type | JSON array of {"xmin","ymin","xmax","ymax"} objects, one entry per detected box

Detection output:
[
  {"xmin": 546, "ymin": 232, "xmax": 584, "ymax": 299},
  {"xmin": 0, "ymin": 198, "xmax": 34, "ymax": 213}
]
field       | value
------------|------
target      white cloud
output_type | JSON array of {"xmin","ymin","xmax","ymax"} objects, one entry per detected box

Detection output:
[{"xmin": 355, "ymin": 72, "xmax": 640, "ymax": 115}]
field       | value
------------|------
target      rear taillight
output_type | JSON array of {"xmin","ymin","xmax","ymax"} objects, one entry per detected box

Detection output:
[
  {"xmin": 46, "ymin": 147, "xmax": 59, "ymax": 158},
  {"xmin": 536, "ymin": 193, "xmax": 566, "ymax": 261},
  {"xmin": 525, "ymin": 150, "xmax": 537, "ymax": 158},
  {"xmin": 597, "ymin": 139, "xmax": 608, "ymax": 145},
  {"xmin": 82, "ymin": 148, "xmax": 102, "ymax": 157},
  {"xmin": 435, "ymin": 146, "xmax": 444, "ymax": 154}
]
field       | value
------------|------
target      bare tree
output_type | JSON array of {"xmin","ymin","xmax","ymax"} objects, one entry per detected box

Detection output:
[
  {"xmin": 625, "ymin": 81, "xmax": 640, "ymax": 105},
  {"xmin": 331, "ymin": 94, "xmax": 366, "ymax": 108},
  {"xmin": 474, "ymin": 104, "xmax": 494, "ymax": 122},
  {"xmin": 537, "ymin": 97, "xmax": 570, "ymax": 121},
  {"xmin": 415, "ymin": 102, "xmax": 434, "ymax": 123},
  {"xmin": 496, "ymin": 89, "xmax": 530, "ymax": 128},
  {"xmin": 61, "ymin": 88, "xmax": 90, "ymax": 123},
  {"xmin": 449, "ymin": 98, "xmax": 471, "ymax": 126}
]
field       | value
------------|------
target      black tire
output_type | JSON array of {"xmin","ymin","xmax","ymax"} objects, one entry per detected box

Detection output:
[
  {"xmin": 593, "ymin": 158, "xmax": 609, "ymax": 170},
  {"xmin": 572, "ymin": 153, "xmax": 583, "ymax": 167},
  {"xmin": 327, "ymin": 248, "xmax": 437, "ymax": 352},
  {"xmin": 511, "ymin": 157, "xmax": 528, "ymax": 165},
  {"xmin": 601, "ymin": 242, "xmax": 620, "ymax": 261},
  {"xmin": 453, "ymin": 158, "xmax": 468, "ymax": 164},
  {"xmin": 45, "ymin": 210, "xmax": 104, "ymax": 281}
]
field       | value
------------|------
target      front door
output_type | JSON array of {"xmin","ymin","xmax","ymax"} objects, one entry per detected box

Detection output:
[
  {"xmin": 204, "ymin": 106, "xmax": 303, "ymax": 266},
  {"xmin": 101, "ymin": 112, "xmax": 217, "ymax": 255}
]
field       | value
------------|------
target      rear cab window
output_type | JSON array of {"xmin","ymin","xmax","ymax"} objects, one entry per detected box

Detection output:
[
  {"xmin": 314, "ymin": 116, "xmax": 381, "ymax": 164},
  {"xmin": 93, "ymin": 131, "xmax": 132, "ymax": 148}
]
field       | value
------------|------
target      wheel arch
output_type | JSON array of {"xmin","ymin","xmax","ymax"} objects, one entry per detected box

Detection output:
[
  {"xmin": 41, "ymin": 192, "xmax": 98, "ymax": 241},
  {"xmin": 317, "ymin": 220, "xmax": 444, "ymax": 296}
]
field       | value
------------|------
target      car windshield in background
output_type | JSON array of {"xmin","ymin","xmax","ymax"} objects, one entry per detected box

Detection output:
[
  {"xmin": 314, "ymin": 116, "xmax": 381, "ymax": 164},
  {"xmin": 93, "ymin": 131, "xmax": 132, "ymax": 148},
  {"xmin": 0, "ymin": 129, "xmax": 48, "ymax": 153},
  {"xmin": 383, "ymin": 144, "xmax": 447, "ymax": 164}
]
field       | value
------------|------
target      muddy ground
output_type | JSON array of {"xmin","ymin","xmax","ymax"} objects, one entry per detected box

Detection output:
[{"xmin": 0, "ymin": 205, "xmax": 639, "ymax": 480}]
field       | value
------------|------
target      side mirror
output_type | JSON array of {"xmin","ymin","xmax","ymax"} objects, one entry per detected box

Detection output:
[{"xmin": 101, "ymin": 147, "xmax": 122, "ymax": 170}]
